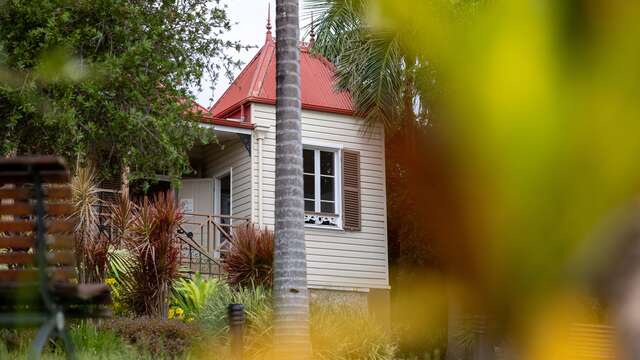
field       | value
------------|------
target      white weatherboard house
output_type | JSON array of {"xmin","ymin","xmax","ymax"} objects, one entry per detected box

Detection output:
[{"xmin": 178, "ymin": 25, "xmax": 389, "ymax": 312}]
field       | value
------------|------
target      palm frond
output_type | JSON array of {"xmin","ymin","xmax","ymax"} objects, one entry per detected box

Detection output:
[
  {"xmin": 304, "ymin": 0, "xmax": 366, "ymax": 62},
  {"xmin": 107, "ymin": 248, "xmax": 135, "ymax": 282},
  {"xmin": 305, "ymin": 0, "xmax": 408, "ymax": 133},
  {"xmin": 336, "ymin": 32, "xmax": 405, "ymax": 132}
]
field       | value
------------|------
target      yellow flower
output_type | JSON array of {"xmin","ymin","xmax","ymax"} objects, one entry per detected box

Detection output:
[
  {"xmin": 168, "ymin": 308, "xmax": 175, "ymax": 319},
  {"xmin": 186, "ymin": 317, "xmax": 194, "ymax": 323},
  {"xmin": 105, "ymin": 278, "xmax": 116, "ymax": 286},
  {"xmin": 175, "ymin": 307, "xmax": 184, "ymax": 318}
]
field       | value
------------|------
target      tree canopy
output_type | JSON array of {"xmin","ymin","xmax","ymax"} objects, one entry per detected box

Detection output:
[{"xmin": 0, "ymin": 0, "xmax": 243, "ymax": 183}]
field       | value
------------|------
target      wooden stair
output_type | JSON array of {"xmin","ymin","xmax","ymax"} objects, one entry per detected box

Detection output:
[{"xmin": 176, "ymin": 224, "xmax": 224, "ymax": 279}]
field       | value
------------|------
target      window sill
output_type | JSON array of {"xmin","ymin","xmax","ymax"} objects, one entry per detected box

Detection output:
[
  {"xmin": 304, "ymin": 223, "xmax": 345, "ymax": 232},
  {"xmin": 304, "ymin": 211, "xmax": 338, "ymax": 217},
  {"xmin": 304, "ymin": 212, "xmax": 340, "ymax": 229}
]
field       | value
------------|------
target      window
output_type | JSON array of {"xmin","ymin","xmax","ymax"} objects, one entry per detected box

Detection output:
[{"xmin": 303, "ymin": 147, "xmax": 340, "ymax": 226}]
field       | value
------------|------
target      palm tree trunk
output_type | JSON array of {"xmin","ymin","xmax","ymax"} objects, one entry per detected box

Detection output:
[{"xmin": 273, "ymin": 0, "xmax": 311, "ymax": 358}]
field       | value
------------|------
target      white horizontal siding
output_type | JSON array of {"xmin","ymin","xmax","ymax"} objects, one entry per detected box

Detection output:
[
  {"xmin": 304, "ymin": 248, "xmax": 387, "ymax": 260},
  {"xmin": 202, "ymin": 138, "xmax": 252, "ymax": 220},
  {"xmin": 307, "ymin": 275, "xmax": 389, "ymax": 288},
  {"xmin": 251, "ymin": 103, "xmax": 389, "ymax": 290},
  {"xmin": 307, "ymin": 255, "xmax": 387, "ymax": 266}
]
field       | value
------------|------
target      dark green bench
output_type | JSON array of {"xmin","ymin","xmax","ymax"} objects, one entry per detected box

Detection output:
[{"xmin": 0, "ymin": 156, "xmax": 111, "ymax": 359}]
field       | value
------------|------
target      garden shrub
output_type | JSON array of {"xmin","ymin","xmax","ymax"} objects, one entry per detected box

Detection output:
[
  {"xmin": 223, "ymin": 224, "xmax": 274, "ymax": 287},
  {"xmin": 111, "ymin": 192, "xmax": 184, "ymax": 317},
  {"xmin": 197, "ymin": 282, "xmax": 273, "ymax": 358},
  {"xmin": 171, "ymin": 273, "xmax": 219, "ymax": 320},
  {"xmin": 198, "ymin": 282, "xmax": 273, "ymax": 333},
  {"xmin": 105, "ymin": 248, "xmax": 136, "ymax": 316},
  {"xmin": 71, "ymin": 162, "xmax": 114, "ymax": 283},
  {"xmin": 100, "ymin": 317, "xmax": 201, "ymax": 358}
]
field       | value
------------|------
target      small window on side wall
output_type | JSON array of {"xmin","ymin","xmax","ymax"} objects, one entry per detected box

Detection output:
[{"xmin": 303, "ymin": 147, "xmax": 340, "ymax": 227}]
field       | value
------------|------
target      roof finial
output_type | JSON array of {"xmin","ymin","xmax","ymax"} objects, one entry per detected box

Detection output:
[
  {"xmin": 309, "ymin": 12, "xmax": 316, "ymax": 47},
  {"xmin": 266, "ymin": 3, "xmax": 272, "ymax": 42}
]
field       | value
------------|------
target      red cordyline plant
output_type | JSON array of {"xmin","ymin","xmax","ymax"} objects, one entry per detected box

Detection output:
[
  {"xmin": 223, "ymin": 224, "xmax": 274, "ymax": 288},
  {"xmin": 109, "ymin": 191, "xmax": 135, "ymax": 248},
  {"xmin": 116, "ymin": 192, "xmax": 183, "ymax": 318},
  {"xmin": 71, "ymin": 162, "xmax": 111, "ymax": 283}
]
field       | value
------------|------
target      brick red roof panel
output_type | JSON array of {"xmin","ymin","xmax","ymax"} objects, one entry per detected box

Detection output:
[{"xmin": 210, "ymin": 39, "xmax": 353, "ymax": 118}]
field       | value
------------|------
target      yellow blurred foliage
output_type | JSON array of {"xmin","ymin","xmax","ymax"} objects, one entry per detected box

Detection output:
[{"xmin": 370, "ymin": 0, "xmax": 640, "ymax": 356}]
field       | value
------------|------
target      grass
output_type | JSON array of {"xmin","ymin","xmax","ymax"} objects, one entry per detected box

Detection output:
[
  {"xmin": 195, "ymin": 282, "xmax": 273, "ymax": 359},
  {"xmin": 0, "ymin": 321, "xmax": 150, "ymax": 359},
  {"xmin": 1, "ymin": 284, "xmax": 404, "ymax": 359},
  {"xmin": 310, "ymin": 303, "xmax": 396, "ymax": 360},
  {"xmin": 196, "ymin": 283, "xmax": 398, "ymax": 359}
]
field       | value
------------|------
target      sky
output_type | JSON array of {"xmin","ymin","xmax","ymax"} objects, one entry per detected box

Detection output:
[{"xmin": 193, "ymin": 0, "xmax": 313, "ymax": 109}]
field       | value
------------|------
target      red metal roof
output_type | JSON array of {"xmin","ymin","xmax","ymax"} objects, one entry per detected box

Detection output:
[
  {"xmin": 209, "ymin": 33, "xmax": 353, "ymax": 118},
  {"xmin": 198, "ymin": 115, "xmax": 255, "ymax": 129},
  {"xmin": 190, "ymin": 101, "xmax": 209, "ymax": 114},
  {"xmin": 188, "ymin": 100, "xmax": 255, "ymax": 130}
]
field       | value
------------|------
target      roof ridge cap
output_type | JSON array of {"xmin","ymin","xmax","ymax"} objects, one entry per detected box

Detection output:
[{"xmin": 249, "ymin": 40, "xmax": 274, "ymax": 98}]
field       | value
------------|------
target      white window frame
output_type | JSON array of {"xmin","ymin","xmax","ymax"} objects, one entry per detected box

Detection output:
[{"xmin": 303, "ymin": 143, "xmax": 342, "ymax": 229}]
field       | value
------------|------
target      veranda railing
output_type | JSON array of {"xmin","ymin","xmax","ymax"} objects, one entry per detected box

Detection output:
[
  {"xmin": 93, "ymin": 198, "xmax": 250, "ymax": 277},
  {"xmin": 180, "ymin": 212, "xmax": 250, "ymax": 259}
]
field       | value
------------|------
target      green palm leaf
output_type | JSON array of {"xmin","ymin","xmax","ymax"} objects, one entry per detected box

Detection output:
[{"xmin": 305, "ymin": 0, "xmax": 428, "ymax": 132}]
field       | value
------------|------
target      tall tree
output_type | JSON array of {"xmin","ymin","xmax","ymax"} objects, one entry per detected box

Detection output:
[
  {"xmin": 0, "ymin": 0, "xmax": 243, "ymax": 183},
  {"xmin": 273, "ymin": 0, "xmax": 312, "ymax": 358}
]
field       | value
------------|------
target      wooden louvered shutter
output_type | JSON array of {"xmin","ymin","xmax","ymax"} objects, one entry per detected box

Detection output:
[{"xmin": 342, "ymin": 150, "xmax": 361, "ymax": 231}]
